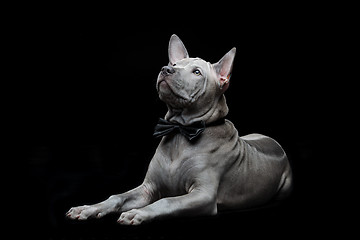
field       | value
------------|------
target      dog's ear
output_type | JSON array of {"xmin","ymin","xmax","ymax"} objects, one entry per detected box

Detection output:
[
  {"xmin": 213, "ymin": 47, "xmax": 236, "ymax": 92},
  {"xmin": 168, "ymin": 34, "xmax": 189, "ymax": 65}
]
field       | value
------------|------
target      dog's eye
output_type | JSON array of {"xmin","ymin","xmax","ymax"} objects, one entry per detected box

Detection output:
[{"xmin": 193, "ymin": 69, "xmax": 202, "ymax": 76}]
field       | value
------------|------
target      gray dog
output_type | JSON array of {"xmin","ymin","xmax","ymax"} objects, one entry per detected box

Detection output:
[{"xmin": 66, "ymin": 34, "xmax": 293, "ymax": 225}]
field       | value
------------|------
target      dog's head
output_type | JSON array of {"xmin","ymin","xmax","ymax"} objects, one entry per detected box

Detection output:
[{"xmin": 156, "ymin": 34, "xmax": 236, "ymax": 125}]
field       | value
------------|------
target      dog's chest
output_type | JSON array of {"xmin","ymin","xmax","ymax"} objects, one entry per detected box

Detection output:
[{"xmin": 154, "ymin": 136, "xmax": 197, "ymax": 196}]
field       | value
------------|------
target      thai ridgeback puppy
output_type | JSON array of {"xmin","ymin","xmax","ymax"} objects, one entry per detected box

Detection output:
[{"xmin": 66, "ymin": 34, "xmax": 292, "ymax": 225}]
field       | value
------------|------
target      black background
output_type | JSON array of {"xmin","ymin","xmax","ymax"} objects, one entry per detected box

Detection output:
[{"xmin": 15, "ymin": 4, "xmax": 342, "ymax": 239}]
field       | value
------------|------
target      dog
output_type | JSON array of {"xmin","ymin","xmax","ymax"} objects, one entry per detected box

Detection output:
[{"xmin": 66, "ymin": 34, "xmax": 293, "ymax": 225}]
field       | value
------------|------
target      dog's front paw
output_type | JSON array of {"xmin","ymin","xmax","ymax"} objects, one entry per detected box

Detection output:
[
  {"xmin": 66, "ymin": 205, "xmax": 103, "ymax": 220},
  {"xmin": 117, "ymin": 209, "xmax": 150, "ymax": 225}
]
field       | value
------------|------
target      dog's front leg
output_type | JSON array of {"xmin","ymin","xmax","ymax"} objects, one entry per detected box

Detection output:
[
  {"xmin": 66, "ymin": 181, "xmax": 156, "ymax": 220},
  {"xmin": 118, "ymin": 188, "xmax": 217, "ymax": 225}
]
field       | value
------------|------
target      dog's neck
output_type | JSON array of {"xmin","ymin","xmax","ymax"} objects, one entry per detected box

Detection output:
[{"xmin": 164, "ymin": 95, "xmax": 229, "ymax": 126}]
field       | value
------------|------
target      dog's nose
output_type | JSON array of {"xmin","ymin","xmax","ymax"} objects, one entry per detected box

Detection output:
[{"xmin": 161, "ymin": 66, "xmax": 175, "ymax": 75}]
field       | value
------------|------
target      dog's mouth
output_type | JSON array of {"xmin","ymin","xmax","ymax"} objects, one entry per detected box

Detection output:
[
  {"xmin": 157, "ymin": 77, "xmax": 190, "ymax": 105},
  {"xmin": 156, "ymin": 77, "xmax": 170, "ymax": 92},
  {"xmin": 157, "ymin": 78, "xmax": 168, "ymax": 88}
]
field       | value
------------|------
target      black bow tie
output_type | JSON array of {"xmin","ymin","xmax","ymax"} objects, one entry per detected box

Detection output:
[{"xmin": 153, "ymin": 118, "xmax": 225, "ymax": 141}]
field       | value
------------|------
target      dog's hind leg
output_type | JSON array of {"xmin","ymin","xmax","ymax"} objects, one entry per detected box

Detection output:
[{"xmin": 275, "ymin": 161, "xmax": 293, "ymax": 201}]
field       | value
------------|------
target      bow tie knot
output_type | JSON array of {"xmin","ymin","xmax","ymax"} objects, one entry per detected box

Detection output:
[
  {"xmin": 153, "ymin": 118, "xmax": 205, "ymax": 141},
  {"xmin": 153, "ymin": 118, "xmax": 225, "ymax": 141}
]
